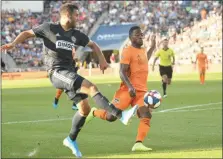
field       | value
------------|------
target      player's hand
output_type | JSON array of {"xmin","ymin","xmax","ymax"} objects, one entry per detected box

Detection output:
[
  {"xmin": 0, "ymin": 43, "xmax": 15, "ymax": 52},
  {"xmin": 99, "ymin": 58, "xmax": 109, "ymax": 74},
  {"xmin": 128, "ymin": 86, "xmax": 136, "ymax": 98}
]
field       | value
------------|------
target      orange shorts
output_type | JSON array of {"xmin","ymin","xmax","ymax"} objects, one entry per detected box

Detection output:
[
  {"xmin": 112, "ymin": 88, "xmax": 146, "ymax": 110},
  {"xmin": 199, "ymin": 66, "xmax": 206, "ymax": 73}
]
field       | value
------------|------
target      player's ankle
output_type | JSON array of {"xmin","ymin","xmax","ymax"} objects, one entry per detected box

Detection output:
[{"xmin": 135, "ymin": 140, "xmax": 142, "ymax": 143}]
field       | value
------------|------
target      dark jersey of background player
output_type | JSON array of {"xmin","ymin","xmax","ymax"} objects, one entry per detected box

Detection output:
[{"xmin": 32, "ymin": 22, "xmax": 89, "ymax": 71}]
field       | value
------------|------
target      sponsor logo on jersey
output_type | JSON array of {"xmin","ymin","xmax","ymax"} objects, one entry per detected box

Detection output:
[
  {"xmin": 56, "ymin": 40, "xmax": 75, "ymax": 51},
  {"xmin": 71, "ymin": 36, "xmax": 76, "ymax": 43}
]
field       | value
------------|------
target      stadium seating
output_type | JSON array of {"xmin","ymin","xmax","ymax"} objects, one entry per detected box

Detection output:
[{"xmin": 1, "ymin": 0, "xmax": 222, "ymax": 71}]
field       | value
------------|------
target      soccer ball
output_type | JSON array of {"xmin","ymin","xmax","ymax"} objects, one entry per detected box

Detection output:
[{"xmin": 144, "ymin": 90, "xmax": 162, "ymax": 109}]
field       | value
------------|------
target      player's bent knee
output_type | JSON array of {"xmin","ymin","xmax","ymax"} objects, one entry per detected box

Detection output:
[
  {"xmin": 89, "ymin": 84, "xmax": 99, "ymax": 96},
  {"xmin": 137, "ymin": 106, "xmax": 152, "ymax": 119},
  {"xmin": 162, "ymin": 76, "xmax": 168, "ymax": 83},
  {"xmin": 80, "ymin": 79, "xmax": 99, "ymax": 96},
  {"xmin": 77, "ymin": 99, "xmax": 91, "ymax": 116},
  {"xmin": 106, "ymin": 113, "xmax": 117, "ymax": 122}
]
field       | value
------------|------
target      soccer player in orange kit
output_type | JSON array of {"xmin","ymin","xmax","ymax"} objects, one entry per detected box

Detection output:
[
  {"xmin": 85, "ymin": 26, "xmax": 157, "ymax": 151},
  {"xmin": 195, "ymin": 47, "xmax": 208, "ymax": 84}
]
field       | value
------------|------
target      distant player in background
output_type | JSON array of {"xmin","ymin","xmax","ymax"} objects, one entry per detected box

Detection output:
[
  {"xmin": 86, "ymin": 26, "xmax": 156, "ymax": 152},
  {"xmin": 152, "ymin": 37, "xmax": 175, "ymax": 98},
  {"xmin": 195, "ymin": 47, "xmax": 208, "ymax": 84}
]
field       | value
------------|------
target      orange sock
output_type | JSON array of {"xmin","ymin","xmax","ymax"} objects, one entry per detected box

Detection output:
[
  {"xmin": 55, "ymin": 89, "xmax": 63, "ymax": 99},
  {"xmin": 93, "ymin": 109, "xmax": 107, "ymax": 120},
  {"xmin": 199, "ymin": 74, "xmax": 202, "ymax": 83},
  {"xmin": 136, "ymin": 118, "xmax": 151, "ymax": 142},
  {"xmin": 203, "ymin": 74, "xmax": 205, "ymax": 83}
]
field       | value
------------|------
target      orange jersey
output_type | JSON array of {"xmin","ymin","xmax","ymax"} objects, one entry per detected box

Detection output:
[
  {"xmin": 120, "ymin": 45, "xmax": 148, "ymax": 91},
  {"xmin": 196, "ymin": 53, "xmax": 208, "ymax": 67}
]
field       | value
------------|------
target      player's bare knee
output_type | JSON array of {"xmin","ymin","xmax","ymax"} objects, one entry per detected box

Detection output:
[
  {"xmin": 137, "ymin": 106, "xmax": 152, "ymax": 119},
  {"xmin": 162, "ymin": 76, "xmax": 168, "ymax": 83},
  {"xmin": 106, "ymin": 114, "xmax": 117, "ymax": 122},
  {"xmin": 77, "ymin": 100, "xmax": 91, "ymax": 116},
  {"xmin": 89, "ymin": 84, "xmax": 99, "ymax": 96},
  {"xmin": 80, "ymin": 79, "xmax": 99, "ymax": 96},
  {"xmin": 79, "ymin": 106, "xmax": 91, "ymax": 116}
]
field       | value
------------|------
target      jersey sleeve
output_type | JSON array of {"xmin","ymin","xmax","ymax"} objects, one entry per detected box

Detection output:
[
  {"xmin": 32, "ymin": 22, "xmax": 50, "ymax": 39},
  {"xmin": 120, "ymin": 49, "xmax": 131, "ymax": 65},
  {"xmin": 155, "ymin": 50, "xmax": 161, "ymax": 57},
  {"xmin": 76, "ymin": 31, "xmax": 90, "ymax": 47}
]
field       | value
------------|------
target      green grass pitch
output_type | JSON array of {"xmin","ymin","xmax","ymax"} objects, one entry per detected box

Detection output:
[{"xmin": 1, "ymin": 73, "xmax": 222, "ymax": 158}]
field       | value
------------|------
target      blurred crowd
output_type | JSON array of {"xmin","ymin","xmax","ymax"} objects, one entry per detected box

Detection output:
[{"xmin": 1, "ymin": 0, "xmax": 222, "ymax": 72}]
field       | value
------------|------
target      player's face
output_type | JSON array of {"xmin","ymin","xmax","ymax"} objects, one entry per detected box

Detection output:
[
  {"xmin": 70, "ymin": 10, "xmax": 79, "ymax": 28},
  {"xmin": 163, "ymin": 39, "xmax": 169, "ymax": 47},
  {"xmin": 131, "ymin": 29, "xmax": 144, "ymax": 47}
]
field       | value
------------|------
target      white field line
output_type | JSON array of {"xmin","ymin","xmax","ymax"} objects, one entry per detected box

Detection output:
[
  {"xmin": 156, "ymin": 107, "xmax": 222, "ymax": 113},
  {"xmin": 2, "ymin": 117, "xmax": 72, "ymax": 125},
  {"xmin": 27, "ymin": 148, "xmax": 38, "ymax": 157},
  {"xmin": 2, "ymin": 102, "xmax": 222, "ymax": 125},
  {"xmin": 157, "ymin": 102, "xmax": 222, "ymax": 113}
]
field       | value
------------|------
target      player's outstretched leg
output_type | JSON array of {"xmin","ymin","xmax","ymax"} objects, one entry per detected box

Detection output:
[
  {"xmin": 132, "ymin": 106, "xmax": 152, "ymax": 152},
  {"xmin": 80, "ymin": 79, "xmax": 138, "ymax": 125},
  {"xmin": 63, "ymin": 99, "xmax": 90, "ymax": 158},
  {"xmin": 85, "ymin": 108, "xmax": 117, "ymax": 124},
  {"xmin": 53, "ymin": 89, "xmax": 63, "ymax": 108}
]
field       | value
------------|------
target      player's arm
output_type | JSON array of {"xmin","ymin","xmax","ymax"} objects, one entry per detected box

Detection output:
[
  {"xmin": 75, "ymin": 31, "xmax": 108, "ymax": 73},
  {"xmin": 152, "ymin": 50, "xmax": 160, "ymax": 71},
  {"xmin": 0, "ymin": 30, "xmax": 35, "ymax": 52},
  {"xmin": 147, "ymin": 35, "xmax": 156, "ymax": 61},
  {"xmin": 1, "ymin": 23, "xmax": 49, "ymax": 52},
  {"xmin": 87, "ymin": 40, "xmax": 108, "ymax": 72},
  {"xmin": 120, "ymin": 64, "xmax": 136, "ymax": 97},
  {"xmin": 120, "ymin": 49, "xmax": 136, "ymax": 97}
]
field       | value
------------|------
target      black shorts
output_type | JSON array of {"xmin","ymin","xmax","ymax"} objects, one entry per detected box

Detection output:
[
  {"xmin": 49, "ymin": 68, "xmax": 88, "ymax": 104},
  {"xmin": 159, "ymin": 65, "xmax": 173, "ymax": 79}
]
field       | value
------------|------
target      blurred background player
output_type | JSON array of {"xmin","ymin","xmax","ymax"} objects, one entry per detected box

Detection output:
[
  {"xmin": 54, "ymin": 89, "xmax": 78, "ymax": 110},
  {"xmin": 0, "ymin": 3, "xmax": 138, "ymax": 157},
  {"xmin": 195, "ymin": 47, "xmax": 208, "ymax": 84},
  {"xmin": 85, "ymin": 26, "xmax": 156, "ymax": 152},
  {"xmin": 152, "ymin": 37, "xmax": 175, "ymax": 98}
]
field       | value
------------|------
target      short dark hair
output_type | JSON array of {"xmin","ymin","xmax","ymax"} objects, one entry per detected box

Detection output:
[
  {"xmin": 129, "ymin": 26, "xmax": 141, "ymax": 37},
  {"xmin": 60, "ymin": 3, "xmax": 79, "ymax": 15}
]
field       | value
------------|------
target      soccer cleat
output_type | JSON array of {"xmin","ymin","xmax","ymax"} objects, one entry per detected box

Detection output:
[
  {"xmin": 53, "ymin": 98, "xmax": 59, "ymax": 109},
  {"xmin": 85, "ymin": 107, "xmax": 97, "ymax": 125},
  {"xmin": 163, "ymin": 94, "xmax": 168, "ymax": 98},
  {"xmin": 72, "ymin": 103, "xmax": 79, "ymax": 110},
  {"xmin": 63, "ymin": 136, "xmax": 82, "ymax": 158},
  {"xmin": 120, "ymin": 105, "xmax": 138, "ymax": 125},
  {"xmin": 132, "ymin": 142, "xmax": 152, "ymax": 152}
]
